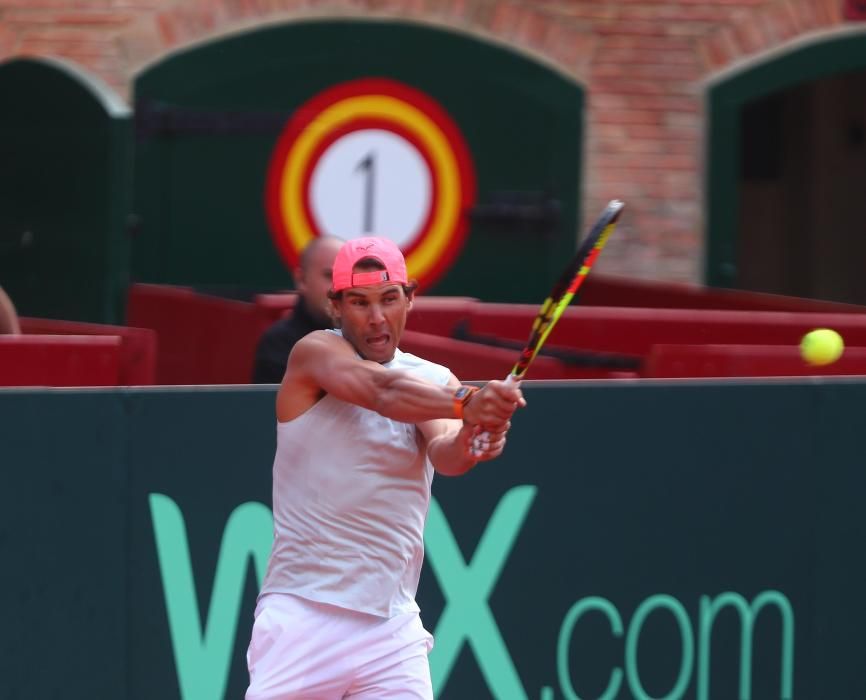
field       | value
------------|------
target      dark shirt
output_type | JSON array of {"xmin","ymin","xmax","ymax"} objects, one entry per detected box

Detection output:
[{"xmin": 251, "ymin": 298, "xmax": 332, "ymax": 384}]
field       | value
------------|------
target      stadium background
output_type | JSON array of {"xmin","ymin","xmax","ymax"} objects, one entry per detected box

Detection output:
[
  {"xmin": 3, "ymin": 0, "xmax": 866, "ymax": 320},
  {"xmin": 3, "ymin": 2, "xmax": 866, "ymax": 699}
]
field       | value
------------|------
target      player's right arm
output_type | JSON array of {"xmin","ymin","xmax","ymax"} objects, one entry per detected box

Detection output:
[{"xmin": 276, "ymin": 330, "xmax": 522, "ymax": 425}]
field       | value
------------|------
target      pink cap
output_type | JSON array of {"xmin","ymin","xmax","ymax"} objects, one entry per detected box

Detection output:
[{"xmin": 331, "ymin": 237, "xmax": 408, "ymax": 292}]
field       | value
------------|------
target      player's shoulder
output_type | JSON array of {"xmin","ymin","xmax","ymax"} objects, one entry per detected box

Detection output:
[
  {"xmin": 296, "ymin": 329, "xmax": 361, "ymax": 359},
  {"xmin": 286, "ymin": 330, "xmax": 350, "ymax": 381},
  {"xmin": 393, "ymin": 348, "xmax": 451, "ymax": 385},
  {"xmin": 294, "ymin": 328, "xmax": 340, "ymax": 351}
]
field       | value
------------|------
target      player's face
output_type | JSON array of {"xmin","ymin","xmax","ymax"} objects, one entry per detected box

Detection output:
[{"xmin": 333, "ymin": 283, "xmax": 412, "ymax": 363}]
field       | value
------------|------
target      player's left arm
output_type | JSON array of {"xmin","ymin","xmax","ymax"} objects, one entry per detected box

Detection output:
[{"xmin": 418, "ymin": 374, "xmax": 512, "ymax": 477}]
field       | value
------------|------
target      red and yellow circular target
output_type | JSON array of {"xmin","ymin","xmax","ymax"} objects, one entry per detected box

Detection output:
[{"xmin": 265, "ymin": 78, "xmax": 476, "ymax": 291}]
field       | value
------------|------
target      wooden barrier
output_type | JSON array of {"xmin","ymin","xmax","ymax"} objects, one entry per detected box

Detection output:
[
  {"xmin": 123, "ymin": 284, "xmax": 866, "ymax": 384},
  {"xmin": 19, "ymin": 318, "xmax": 157, "ymax": 385},
  {"xmin": 468, "ymin": 305, "xmax": 866, "ymax": 356},
  {"xmin": 0, "ymin": 335, "xmax": 122, "ymax": 386},
  {"xmin": 582, "ymin": 273, "xmax": 866, "ymax": 313},
  {"xmin": 645, "ymin": 344, "xmax": 866, "ymax": 378},
  {"xmin": 400, "ymin": 330, "xmax": 638, "ymax": 382},
  {"xmin": 127, "ymin": 284, "xmax": 266, "ymax": 384}
]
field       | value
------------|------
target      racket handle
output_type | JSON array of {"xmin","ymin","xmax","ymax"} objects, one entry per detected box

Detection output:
[{"xmin": 470, "ymin": 374, "xmax": 521, "ymax": 458}]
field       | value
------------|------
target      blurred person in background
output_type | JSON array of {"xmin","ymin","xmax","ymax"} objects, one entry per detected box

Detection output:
[
  {"xmin": 252, "ymin": 236, "xmax": 343, "ymax": 383},
  {"xmin": 0, "ymin": 286, "xmax": 20, "ymax": 334}
]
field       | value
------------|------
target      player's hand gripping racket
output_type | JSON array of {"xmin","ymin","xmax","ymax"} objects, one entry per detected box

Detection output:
[{"xmin": 471, "ymin": 199, "xmax": 625, "ymax": 456}]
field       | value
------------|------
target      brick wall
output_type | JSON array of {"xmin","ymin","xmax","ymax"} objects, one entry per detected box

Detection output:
[{"xmin": 0, "ymin": 0, "xmax": 854, "ymax": 282}]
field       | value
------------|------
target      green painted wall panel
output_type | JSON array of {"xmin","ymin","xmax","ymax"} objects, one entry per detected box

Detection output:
[
  {"xmin": 122, "ymin": 388, "xmax": 275, "ymax": 699},
  {"xmin": 0, "ymin": 59, "xmax": 132, "ymax": 323},
  {"xmin": 133, "ymin": 21, "xmax": 582, "ymax": 302},
  {"xmin": 3, "ymin": 380, "xmax": 865, "ymax": 698},
  {"xmin": 0, "ymin": 390, "xmax": 128, "ymax": 698}
]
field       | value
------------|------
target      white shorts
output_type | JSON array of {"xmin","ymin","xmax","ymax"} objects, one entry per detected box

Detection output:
[{"xmin": 245, "ymin": 593, "xmax": 434, "ymax": 700}]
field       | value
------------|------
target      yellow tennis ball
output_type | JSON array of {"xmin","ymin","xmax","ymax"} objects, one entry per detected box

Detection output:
[{"xmin": 800, "ymin": 328, "xmax": 844, "ymax": 366}]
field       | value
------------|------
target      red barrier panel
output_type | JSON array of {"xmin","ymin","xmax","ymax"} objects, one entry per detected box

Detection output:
[
  {"xmin": 128, "ymin": 285, "xmax": 482, "ymax": 384},
  {"xmin": 19, "ymin": 318, "xmax": 156, "ymax": 385},
  {"xmin": 252, "ymin": 293, "xmax": 477, "ymax": 337},
  {"xmin": 399, "ymin": 330, "xmax": 637, "ymax": 382},
  {"xmin": 0, "ymin": 335, "xmax": 121, "ymax": 386},
  {"xmin": 405, "ymin": 297, "xmax": 479, "ymax": 337},
  {"xmin": 645, "ymin": 344, "xmax": 866, "ymax": 378},
  {"xmin": 127, "ymin": 284, "xmax": 265, "ymax": 384},
  {"xmin": 467, "ymin": 305, "xmax": 866, "ymax": 357},
  {"xmin": 251, "ymin": 294, "xmax": 477, "ymax": 334},
  {"xmin": 126, "ymin": 285, "xmax": 205, "ymax": 382},
  {"xmin": 581, "ymin": 274, "xmax": 866, "ymax": 313},
  {"xmin": 125, "ymin": 283, "xmax": 866, "ymax": 385}
]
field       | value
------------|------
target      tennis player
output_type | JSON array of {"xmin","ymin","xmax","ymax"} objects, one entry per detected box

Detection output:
[{"xmin": 246, "ymin": 236, "xmax": 524, "ymax": 699}]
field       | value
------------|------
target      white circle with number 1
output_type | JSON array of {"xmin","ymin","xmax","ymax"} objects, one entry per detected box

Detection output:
[{"xmin": 308, "ymin": 129, "xmax": 433, "ymax": 247}]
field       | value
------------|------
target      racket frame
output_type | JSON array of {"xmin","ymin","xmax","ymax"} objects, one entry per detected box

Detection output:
[{"xmin": 470, "ymin": 199, "xmax": 625, "ymax": 457}]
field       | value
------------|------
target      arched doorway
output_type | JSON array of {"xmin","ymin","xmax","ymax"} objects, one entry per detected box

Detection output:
[
  {"xmin": 707, "ymin": 32, "xmax": 866, "ymax": 304},
  {"xmin": 0, "ymin": 57, "xmax": 132, "ymax": 322},
  {"xmin": 132, "ymin": 19, "xmax": 584, "ymax": 302}
]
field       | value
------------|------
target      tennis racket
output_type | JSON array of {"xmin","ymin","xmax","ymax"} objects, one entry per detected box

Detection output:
[{"xmin": 471, "ymin": 199, "xmax": 625, "ymax": 455}]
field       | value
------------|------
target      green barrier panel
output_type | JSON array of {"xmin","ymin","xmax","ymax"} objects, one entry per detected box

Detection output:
[
  {"xmin": 1, "ymin": 380, "xmax": 865, "ymax": 698},
  {"xmin": 0, "ymin": 390, "xmax": 128, "ymax": 697}
]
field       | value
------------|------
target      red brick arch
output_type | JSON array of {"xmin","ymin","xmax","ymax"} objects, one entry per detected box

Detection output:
[
  {"xmin": 699, "ymin": 0, "xmax": 845, "ymax": 73},
  {"xmin": 0, "ymin": 1, "xmax": 594, "ymax": 101},
  {"xmin": 128, "ymin": 1, "xmax": 596, "ymax": 92}
]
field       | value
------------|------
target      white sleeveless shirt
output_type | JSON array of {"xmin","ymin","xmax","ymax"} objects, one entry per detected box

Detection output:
[{"xmin": 259, "ymin": 335, "xmax": 452, "ymax": 618}]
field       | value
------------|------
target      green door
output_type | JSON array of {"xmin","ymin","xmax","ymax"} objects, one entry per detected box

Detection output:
[
  {"xmin": 706, "ymin": 34, "xmax": 866, "ymax": 303},
  {"xmin": 133, "ymin": 20, "xmax": 583, "ymax": 302},
  {"xmin": 0, "ymin": 58, "xmax": 132, "ymax": 322}
]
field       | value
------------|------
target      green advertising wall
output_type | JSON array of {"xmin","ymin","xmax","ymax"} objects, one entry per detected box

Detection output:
[{"xmin": 2, "ymin": 379, "xmax": 865, "ymax": 699}]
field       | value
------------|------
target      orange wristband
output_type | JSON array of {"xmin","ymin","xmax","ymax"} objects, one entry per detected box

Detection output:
[{"xmin": 452, "ymin": 386, "xmax": 478, "ymax": 420}]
